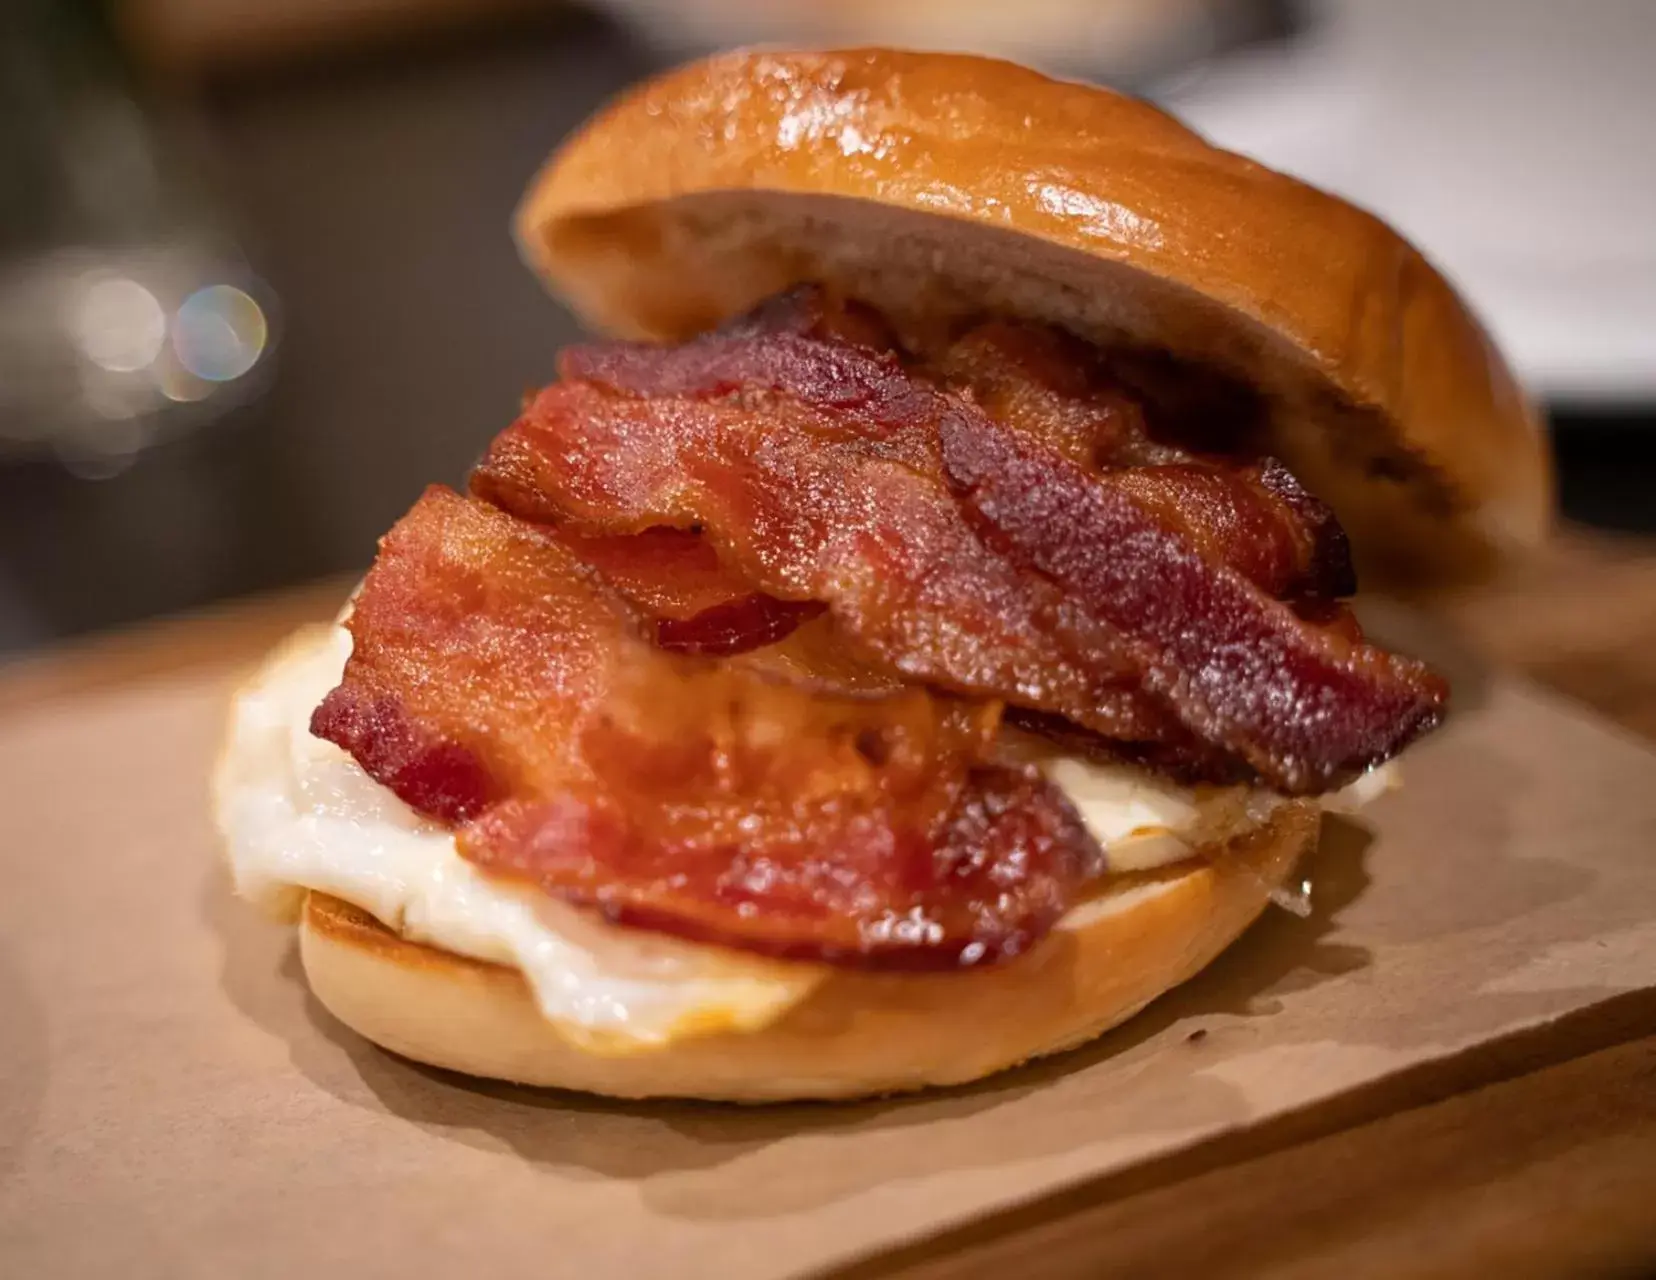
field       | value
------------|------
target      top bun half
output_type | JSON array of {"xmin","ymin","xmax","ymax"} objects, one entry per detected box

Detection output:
[{"xmin": 515, "ymin": 47, "xmax": 1551, "ymax": 584}]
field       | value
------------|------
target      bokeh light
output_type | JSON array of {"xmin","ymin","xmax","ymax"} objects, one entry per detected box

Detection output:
[
  {"xmin": 172, "ymin": 285, "xmax": 268, "ymax": 382},
  {"xmin": 73, "ymin": 277, "xmax": 167, "ymax": 373}
]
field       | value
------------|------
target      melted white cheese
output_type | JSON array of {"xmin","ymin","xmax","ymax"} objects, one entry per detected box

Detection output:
[
  {"xmin": 1042, "ymin": 756, "xmax": 1283, "ymax": 872},
  {"xmin": 214, "ymin": 625, "xmax": 1391, "ymax": 1049}
]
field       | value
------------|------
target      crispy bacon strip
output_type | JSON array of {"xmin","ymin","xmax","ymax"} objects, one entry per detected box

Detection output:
[
  {"xmin": 551, "ymin": 525, "xmax": 744, "ymax": 619},
  {"xmin": 560, "ymin": 310, "xmax": 1352, "ymax": 601},
  {"xmin": 929, "ymin": 318, "xmax": 1167, "ymax": 467},
  {"xmin": 312, "ymin": 690, "xmax": 498, "ymax": 824},
  {"xmin": 939, "ymin": 416, "xmax": 1446, "ymax": 791},
  {"xmin": 651, "ymin": 594, "xmax": 825, "ymax": 656},
  {"xmin": 470, "ymin": 765, "xmax": 1094, "ymax": 968},
  {"xmin": 555, "ymin": 526, "xmax": 823, "ymax": 654},
  {"xmin": 933, "ymin": 321, "xmax": 1355, "ymax": 601},
  {"xmin": 473, "ymin": 380, "xmax": 1177, "ymax": 745},
  {"xmin": 474, "ymin": 326, "xmax": 1443, "ymax": 791},
  {"xmin": 313, "ymin": 487, "xmax": 1103, "ymax": 967}
]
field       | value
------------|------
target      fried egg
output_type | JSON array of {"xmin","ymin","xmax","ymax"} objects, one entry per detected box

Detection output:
[{"xmin": 214, "ymin": 625, "xmax": 1387, "ymax": 1051}]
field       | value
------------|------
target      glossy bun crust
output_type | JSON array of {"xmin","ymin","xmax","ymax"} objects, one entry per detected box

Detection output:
[
  {"xmin": 299, "ymin": 804, "xmax": 1317, "ymax": 1101},
  {"xmin": 517, "ymin": 47, "xmax": 1550, "ymax": 584}
]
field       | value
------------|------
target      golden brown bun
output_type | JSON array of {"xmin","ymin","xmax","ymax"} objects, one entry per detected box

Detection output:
[
  {"xmin": 517, "ymin": 47, "xmax": 1551, "ymax": 584},
  {"xmin": 298, "ymin": 804, "xmax": 1317, "ymax": 1101}
]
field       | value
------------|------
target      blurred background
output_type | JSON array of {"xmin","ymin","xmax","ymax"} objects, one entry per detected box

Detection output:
[{"xmin": 1, "ymin": 0, "xmax": 1652, "ymax": 655}]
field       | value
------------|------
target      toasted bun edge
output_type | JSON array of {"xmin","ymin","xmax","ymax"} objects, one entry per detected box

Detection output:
[{"xmin": 298, "ymin": 804, "xmax": 1318, "ymax": 1102}]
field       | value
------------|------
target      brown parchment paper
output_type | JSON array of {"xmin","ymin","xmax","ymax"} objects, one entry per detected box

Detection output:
[{"xmin": 2, "ymin": 640, "xmax": 1655, "ymax": 1278}]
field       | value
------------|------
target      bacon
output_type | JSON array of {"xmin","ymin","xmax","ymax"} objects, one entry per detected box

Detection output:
[
  {"xmin": 313, "ymin": 486, "xmax": 1104, "ymax": 967},
  {"xmin": 551, "ymin": 525, "xmax": 742, "ymax": 619},
  {"xmin": 1003, "ymin": 707, "xmax": 1251, "ymax": 788},
  {"xmin": 731, "ymin": 614, "xmax": 905, "ymax": 696},
  {"xmin": 473, "ymin": 379, "xmax": 1178, "ymax": 746},
  {"xmin": 1252, "ymin": 458, "xmax": 1356, "ymax": 600},
  {"xmin": 653, "ymin": 594, "xmax": 826, "ymax": 656},
  {"xmin": 560, "ymin": 327, "xmax": 941, "ymax": 443},
  {"xmin": 1104, "ymin": 461, "xmax": 1355, "ymax": 603},
  {"xmin": 941, "ymin": 418, "xmax": 1445, "ymax": 790},
  {"xmin": 311, "ymin": 688, "xmax": 497, "ymax": 823},
  {"xmin": 470, "ymin": 765, "xmax": 1094, "ymax": 967},
  {"xmin": 473, "ymin": 320, "xmax": 1442, "ymax": 791},
  {"xmin": 933, "ymin": 321, "xmax": 1354, "ymax": 600},
  {"xmin": 714, "ymin": 283, "xmax": 902, "ymax": 351},
  {"xmin": 556, "ymin": 318, "xmax": 1353, "ymax": 601},
  {"xmin": 930, "ymin": 318, "xmax": 1167, "ymax": 467},
  {"xmin": 554, "ymin": 526, "xmax": 822, "ymax": 654}
]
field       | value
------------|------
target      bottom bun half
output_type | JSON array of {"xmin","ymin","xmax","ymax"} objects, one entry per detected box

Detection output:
[{"xmin": 299, "ymin": 803, "xmax": 1318, "ymax": 1102}]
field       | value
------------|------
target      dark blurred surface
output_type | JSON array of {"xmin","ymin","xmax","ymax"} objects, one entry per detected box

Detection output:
[
  {"xmin": 0, "ymin": 13, "xmax": 659, "ymax": 650},
  {"xmin": 0, "ymin": 11, "xmax": 1651, "ymax": 654},
  {"xmin": 1549, "ymin": 411, "xmax": 1656, "ymax": 536}
]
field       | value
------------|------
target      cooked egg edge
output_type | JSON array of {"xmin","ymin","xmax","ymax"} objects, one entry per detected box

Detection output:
[{"xmin": 213, "ymin": 625, "xmax": 1391, "ymax": 1052}]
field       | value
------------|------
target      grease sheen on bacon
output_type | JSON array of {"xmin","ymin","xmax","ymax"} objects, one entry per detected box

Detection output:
[
  {"xmin": 554, "ymin": 525, "xmax": 824, "ymax": 655},
  {"xmin": 561, "ymin": 292, "xmax": 1355, "ymax": 603},
  {"xmin": 312, "ymin": 487, "xmax": 1105, "ymax": 967},
  {"xmin": 472, "ymin": 295, "xmax": 1444, "ymax": 793},
  {"xmin": 475, "ymin": 378, "xmax": 1177, "ymax": 745}
]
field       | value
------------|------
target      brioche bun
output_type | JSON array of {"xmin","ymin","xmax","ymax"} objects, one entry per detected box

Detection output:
[
  {"xmin": 517, "ymin": 46, "xmax": 1550, "ymax": 584},
  {"xmin": 299, "ymin": 801, "xmax": 1316, "ymax": 1101}
]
